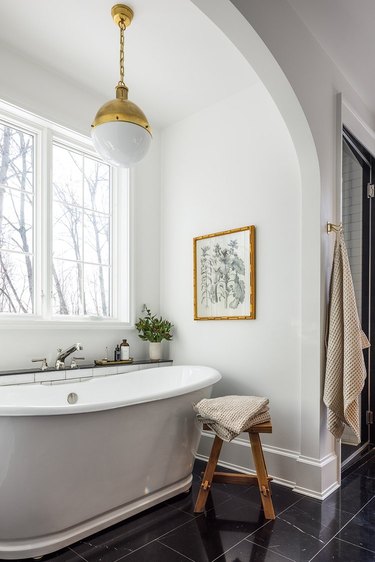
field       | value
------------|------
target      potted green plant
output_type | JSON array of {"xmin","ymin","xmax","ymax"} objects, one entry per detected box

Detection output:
[{"xmin": 135, "ymin": 306, "xmax": 173, "ymax": 360}]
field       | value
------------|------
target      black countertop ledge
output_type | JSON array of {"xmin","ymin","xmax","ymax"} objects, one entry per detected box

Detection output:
[{"xmin": 0, "ymin": 359, "xmax": 173, "ymax": 377}]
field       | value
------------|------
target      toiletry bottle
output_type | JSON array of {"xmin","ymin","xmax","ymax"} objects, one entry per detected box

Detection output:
[
  {"xmin": 114, "ymin": 344, "xmax": 120, "ymax": 361},
  {"xmin": 120, "ymin": 339, "xmax": 130, "ymax": 360}
]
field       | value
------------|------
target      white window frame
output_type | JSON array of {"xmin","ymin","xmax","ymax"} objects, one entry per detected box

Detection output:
[{"xmin": 0, "ymin": 99, "xmax": 131, "ymax": 328}]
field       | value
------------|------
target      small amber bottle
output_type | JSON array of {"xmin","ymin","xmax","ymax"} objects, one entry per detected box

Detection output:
[{"xmin": 120, "ymin": 339, "xmax": 130, "ymax": 360}]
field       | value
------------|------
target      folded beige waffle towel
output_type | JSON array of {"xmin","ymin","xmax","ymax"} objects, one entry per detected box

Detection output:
[
  {"xmin": 323, "ymin": 230, "xmax": 370, "ymax": 440},
  {"xmin": 194, "ymin": 395, "xmax": 270, "ymax": 442}
]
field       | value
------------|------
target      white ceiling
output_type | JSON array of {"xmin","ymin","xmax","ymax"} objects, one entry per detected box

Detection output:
[
  {"xmin": 287, "ymin": 0, "xmax": 375, "ymax": 112},
  {"xmin": 1, "ymin": 1, "xmax": 373, "ymax": 129},
  {"xmin": 0, "ymin": 0, "xmax": 259, "ymax": 129}
]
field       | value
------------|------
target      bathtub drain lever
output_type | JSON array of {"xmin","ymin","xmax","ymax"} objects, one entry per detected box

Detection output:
[
  {"xmin": 31, "ymin": 358, "xmax": 48, "ymax": 371},
  {"xmin": 70, "ymin": 357, "xmax": 85, "ymax": 369}
]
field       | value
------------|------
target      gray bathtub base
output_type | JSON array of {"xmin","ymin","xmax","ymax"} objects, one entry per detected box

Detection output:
[{"xmin": 0, "ymin": 474, "xmax": 192, "ymax": 560}]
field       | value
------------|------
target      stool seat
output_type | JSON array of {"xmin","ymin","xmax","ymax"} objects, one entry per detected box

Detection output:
[{"xmin": 194, "ymin": 420, "xmax": 275, "ymax": 520}]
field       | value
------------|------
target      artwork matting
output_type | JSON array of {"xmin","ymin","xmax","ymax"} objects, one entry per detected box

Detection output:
[{"xmin": 193, "ymin": 225, "xmax": 256, "ymax": 320}]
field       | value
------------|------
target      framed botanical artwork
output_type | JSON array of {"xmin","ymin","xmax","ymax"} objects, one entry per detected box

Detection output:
[
  {"xmin": 193, "ymin": 226, "xmax": 256, "ymax": 320},
  {"xmin": 193, "ymin": 226, "xmax": 255, "ymax": 320}
]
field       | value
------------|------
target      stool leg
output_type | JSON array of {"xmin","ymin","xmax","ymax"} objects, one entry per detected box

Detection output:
[
  {"xmin": 194, "ymin": 435, "xmax": 223, "ymax": 513},
  {"xmin": 249, "ymin": 433, "xmax": 275, "ymax": 520}
]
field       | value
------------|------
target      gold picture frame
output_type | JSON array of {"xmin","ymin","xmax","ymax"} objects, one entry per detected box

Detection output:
[{"xmin": 193, "ymin": 225, "xmax": 256, "ymax": 320}]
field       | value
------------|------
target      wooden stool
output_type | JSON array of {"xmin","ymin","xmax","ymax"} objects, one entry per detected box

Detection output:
[{"xmin": 194, "ymin": 421, "xmax": 275, "ymax": 520}]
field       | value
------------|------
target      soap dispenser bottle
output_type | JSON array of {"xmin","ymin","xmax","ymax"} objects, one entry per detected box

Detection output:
[
  {"xmin": 114, "ymin": 344, "xmax": 120, "ymax": 361},
  {"xmin": 120, "ymin": 339, "xmax": 130, "ymax": 360}
]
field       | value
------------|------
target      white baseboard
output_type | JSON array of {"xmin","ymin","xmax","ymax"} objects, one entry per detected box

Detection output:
[
  {"xmin": 293, "ymin": 480, "xmax": 340, "ymax": 500},
  {"xmin": 198, "ymin": 431, "xmax": 339, "ymax": 498}
]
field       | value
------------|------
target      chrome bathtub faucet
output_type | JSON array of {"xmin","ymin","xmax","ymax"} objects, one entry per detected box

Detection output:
[{"xmin": 55, "ymin": 343, "xmax": 83, "ymax": 369}]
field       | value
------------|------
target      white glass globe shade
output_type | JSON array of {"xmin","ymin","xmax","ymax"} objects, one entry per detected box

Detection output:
[{"xmin": 91, "ymin": 121, "xmax": 152, "ymax": 168}]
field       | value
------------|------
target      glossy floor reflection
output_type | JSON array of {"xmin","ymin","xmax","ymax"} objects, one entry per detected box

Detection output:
[{"xmin": 4, "ymin": 453, "xmax": 375, "ymax": 562}]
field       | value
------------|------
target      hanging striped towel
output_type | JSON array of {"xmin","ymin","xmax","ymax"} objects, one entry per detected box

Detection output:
[
  {"xmin": 323, "ymin": 230, "xmax": 370, "ymax": 440},
  {"xmin": 194, "ymin": 395, "xmax": 270, "ymax": 442}
]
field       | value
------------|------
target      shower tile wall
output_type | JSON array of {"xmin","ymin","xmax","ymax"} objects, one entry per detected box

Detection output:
[
  {"xmin": 342, "ymin": 141, "xmax": 362, "ymax": 317},
  {"xmin": 342, "ymin": 141, "xmax": 363, "ymax": 446}
]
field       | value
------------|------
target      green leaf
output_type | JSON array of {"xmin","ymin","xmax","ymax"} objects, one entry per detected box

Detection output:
[{"xmin": 135, "ymin": 305, "xmax": 174, "ymax": 342}]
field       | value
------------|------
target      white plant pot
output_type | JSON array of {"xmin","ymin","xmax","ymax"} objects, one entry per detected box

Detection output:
[{"xmin": 149, "ymin": 342, "xmax": 162, "ymax": 361}]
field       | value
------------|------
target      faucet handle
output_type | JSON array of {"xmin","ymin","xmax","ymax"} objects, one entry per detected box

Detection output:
[
  {"xmin": 32, "ymin": 358, "xmax": 48, "ymax": 371},
  {"xmin": 70, "ymin": 357, "xmax": 85, "ymax": 369}
]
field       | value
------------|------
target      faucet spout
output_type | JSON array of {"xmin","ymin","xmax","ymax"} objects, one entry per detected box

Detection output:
[{"xmin": 55, "ymin": 343, "xmax": 83, "ymax": 369}]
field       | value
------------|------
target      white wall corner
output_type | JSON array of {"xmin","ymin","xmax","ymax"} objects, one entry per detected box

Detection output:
[{"xmin": 293, "ymin": 452, "xmax": 339, "ymax": 499}]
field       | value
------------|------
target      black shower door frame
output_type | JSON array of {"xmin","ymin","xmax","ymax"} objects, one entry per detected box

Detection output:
[{"xmin": 344, "ymin": 126, "xmax": 374, "ymax": 446}]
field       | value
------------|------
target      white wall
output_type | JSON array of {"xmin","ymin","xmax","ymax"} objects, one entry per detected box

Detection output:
[
  {"xmin": 191, "ymin": 0, "xmax": 375, "ymax": 496},
  {"xmin": 227, "ymin": 0, "xmax": 375, "ymax": 487},
  {"xmin": 0, "ymin": 46, "xmax": 161, "ymax": 370},
  {"xmin": 2, "ymin": 0, "xmax": 374, "ymax": 497},
  {"xmin": 161, "ymin": 83, "xmax": 302, "ymax": 485}
]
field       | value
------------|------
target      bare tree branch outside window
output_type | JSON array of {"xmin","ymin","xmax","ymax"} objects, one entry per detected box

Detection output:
[
  {"xmin": 0, "ymin": 120, "xmax": 113, "ymax": 319},
  {"xmin": 0, "ymin": 123, "xmax": 34, "ymax": 314},
  {"xmin": 52, "ymin": 144, "xmax": 111, "ymax": 317}
]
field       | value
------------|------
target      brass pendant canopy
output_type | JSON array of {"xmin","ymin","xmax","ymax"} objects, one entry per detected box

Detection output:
[{"xmin": 111, "ymin": 4, "xmax": 134, "ymax": 28}]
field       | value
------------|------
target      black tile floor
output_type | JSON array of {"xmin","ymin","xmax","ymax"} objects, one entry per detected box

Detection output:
[{"xmin": 4, "ymin": 454, "xmax": 375, "ymax": 562}]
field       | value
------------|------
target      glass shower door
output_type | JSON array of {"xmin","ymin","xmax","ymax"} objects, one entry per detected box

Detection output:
[{"xmin": 341, "ymin": 127, "xmax": 374, "ymax": 469}]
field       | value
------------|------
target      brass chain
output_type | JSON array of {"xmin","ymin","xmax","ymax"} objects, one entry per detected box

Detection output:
[{"xmin": 119, "ymin": 20, "xmax": 126, "ymax": 86}]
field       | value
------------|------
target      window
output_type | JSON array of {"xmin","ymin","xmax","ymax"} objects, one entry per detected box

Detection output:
[
  {"xmin": 52, "ymin": 144, "xmax": 112, "ymax": 317},
  {"xmin": 0, "ymin": 121, "xmax": 34, "ymax": 314},
  {"xmin": 0, "ymin": 104, "xmax": 129, "ymax": 324}
]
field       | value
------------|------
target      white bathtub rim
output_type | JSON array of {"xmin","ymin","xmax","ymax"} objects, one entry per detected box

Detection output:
[
  {"xmin": 0, "ymin": 474, "xmax": 193, "ymax": 560},
  {"xmin": 0, "ymin": 365, "xmax": 222, "ymax": 416}
]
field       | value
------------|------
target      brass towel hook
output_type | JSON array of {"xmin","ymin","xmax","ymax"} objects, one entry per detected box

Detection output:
[{"xmin": 327, "ymin": 222, "xmax": 342, "ymax": 233}]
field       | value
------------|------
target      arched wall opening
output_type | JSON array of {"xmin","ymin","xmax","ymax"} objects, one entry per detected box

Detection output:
[
  {"xmin": 159, "ymin": 0, "xmax": 334, "ymax": 496},
  {"xmin": 0, "ymin": 0, "xmax": 337, "ymax": 496}
]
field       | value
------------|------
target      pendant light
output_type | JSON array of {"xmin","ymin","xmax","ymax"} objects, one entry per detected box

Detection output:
[{"xmin": 91, "ymin": 4, "xmax": 152, "ymax": 168}]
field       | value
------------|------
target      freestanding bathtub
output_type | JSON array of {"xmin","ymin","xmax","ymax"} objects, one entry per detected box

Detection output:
[{"xmin": 0, "ymin": 364, "xmax": 221, "ymax": 560}]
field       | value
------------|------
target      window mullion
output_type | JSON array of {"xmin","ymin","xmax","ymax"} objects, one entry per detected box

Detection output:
[
  {"xmin": 41, "ymin": 128, "xmax": 53, "ymax": 320},
  {"xmin": 81, "ymin": 154, "xmax": 85, "ymax": 315},
  {"xmin": 33, "ymin": 126, "xmax": 42, "ymax": 317},
  {"xmin": 111, "ymin": 167, "xmax": 117, "ymax": 320},
  {"xmin": 115, "ymin": 167, "xmax": 130, "ymax": 322}
]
